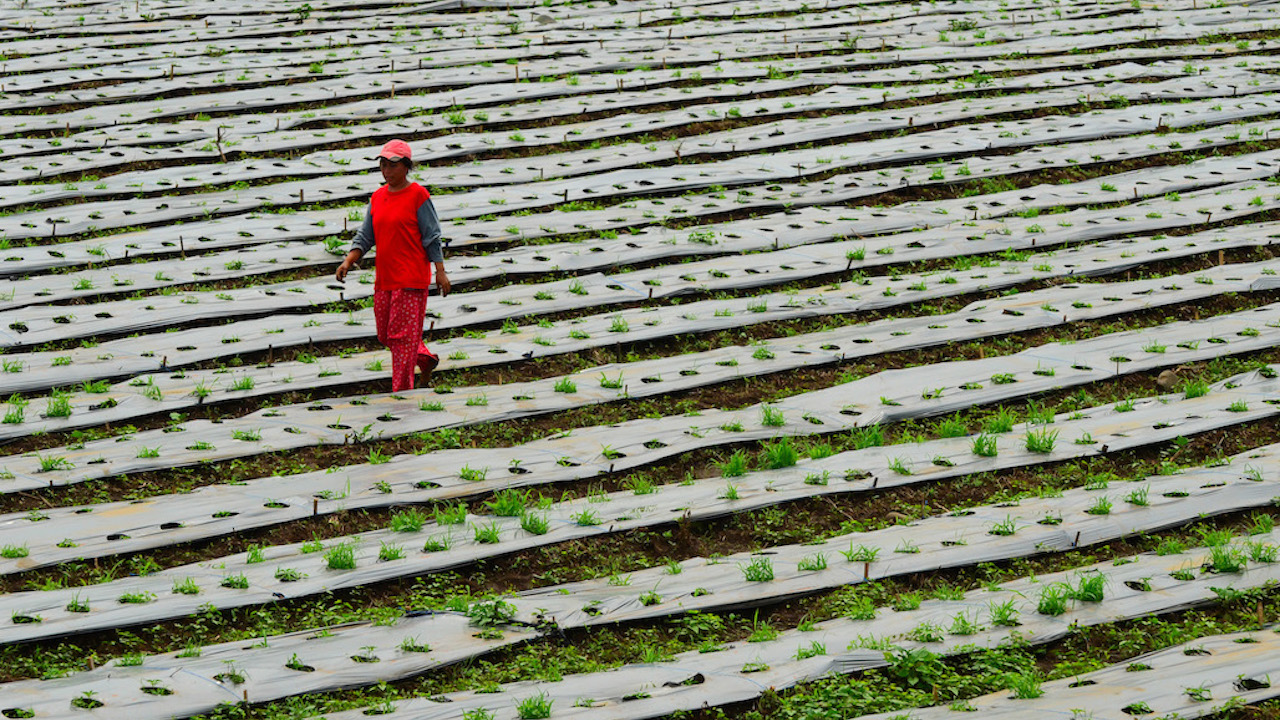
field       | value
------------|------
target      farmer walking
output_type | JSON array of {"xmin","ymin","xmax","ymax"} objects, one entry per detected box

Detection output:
[{"xmin": 335, "ymin": 139, "xmax": 451, "ymax": 391}]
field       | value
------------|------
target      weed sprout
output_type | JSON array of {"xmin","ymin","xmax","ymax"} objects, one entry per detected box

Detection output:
[
  {"xmin": 760, "ymin": 404, "xmax": 785, "ymax": 427},
  {"xmin": 741, "ymin": 556, "xmax": 774, "ymax": 582}
]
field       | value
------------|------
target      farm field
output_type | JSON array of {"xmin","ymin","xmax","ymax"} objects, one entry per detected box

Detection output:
[{"xmin": 6, "ymin": 0, "xmax": 1280, "ymax": 718}]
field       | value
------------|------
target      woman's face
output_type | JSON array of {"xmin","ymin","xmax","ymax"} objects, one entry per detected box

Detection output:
[{"xmin": 379, "ymin": 157, "xmax": 410, "ymax": 186}]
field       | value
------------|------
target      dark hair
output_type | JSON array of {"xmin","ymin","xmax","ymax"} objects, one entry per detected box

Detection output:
[{"xmin": 380, "ymin": 157, "xmax": 414, "ymax": 170}]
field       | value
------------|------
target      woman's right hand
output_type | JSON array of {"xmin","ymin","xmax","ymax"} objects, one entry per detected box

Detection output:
[{"xmin": 335, "ymin": 250, "xmax": 362, "ymax": 282}]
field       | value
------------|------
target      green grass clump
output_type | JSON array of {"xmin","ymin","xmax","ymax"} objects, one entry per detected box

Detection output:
[
  {"xmin": 741, "ymin": 557, "xmax": 774, "ymax": 582},
  {"xmin": 1036, "ymin": 583, "xmax": 1070, "ymax": 615},
  {"xmin": 486, "ymin": 489, "xmax": 530, "ymax": 517},
  {"xmin": 520, "ymin": 512, "xmax": 549, "ymax": 535},
  {"xmin": 0, "ymin": 545, "xmax": 29, "ymax": 559},
  {"xmin": 721, "ymin": 450, "xmax": 749, "ymax": 477},
  {"xmin": 764, "ymin": 437, "xmax": 799, "ymax": 469},
  {"xmin": 324, "ymin": 543, "xmax": 357, "ymax": 570},
  {"xmin": 1024, "ymin": 428, "xmax": 1058, "ymax": 453},
  {"xmin": 516, "ymin": 691, "xmax": 553, "ymax": 719},
  {"xmin": 389, "ymin": 508, "xmax": 427, "ymax": 532},
  {"xmin": 971, "ymin": 433, "xmax": 998, "ymax": 457}
]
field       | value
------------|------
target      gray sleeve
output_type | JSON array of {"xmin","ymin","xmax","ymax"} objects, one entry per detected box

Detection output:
[
  {"xmin": 349, "ymin": 204, "xmax": 375, "ymax": 254},
  {"xmin": 417, "ymin": 197, "xmax": 444, "ymax": 264}
]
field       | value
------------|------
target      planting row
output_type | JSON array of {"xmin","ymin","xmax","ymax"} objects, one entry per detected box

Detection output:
[
  {"xmin": 6, "ymin": 245, "xmax": 1272, "ymax": 439},
  {"xmin": 0, "ymin": 365, "xmax": 1274, "ymax": 631},
  {"xmin": 6, "ymin": 274, "xmax": 1280, "ymax": 489},
  {"xmin": 7, "ymin": 163, "xmax": 1280, "ymax": 358},
  {"xmin": 5, "ymin": 448, "xmax": 1278, "ymax": 715},
  {"xmin": 7, "ymin": 68, "xmax": 1280, "ymax": 244}
]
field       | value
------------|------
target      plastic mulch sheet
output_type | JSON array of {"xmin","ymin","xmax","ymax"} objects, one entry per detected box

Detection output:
[
  {"xmin": 3, "ymin": 249, "xmax": 1272, "ymax": 437},
  {"xmin": 5, "ymin": 457, "xmax": 1279, "ymax": 716},
  {"xmin": 315, "ymin": 547, "xmax": 1280, "ymax": 720},
  {"xmin": 4, "ymin": 276, "xmax": 1280, "ymax": 490},
  {"xmin": 0, "ymin": 363, "xmax": 1274, "ymax": 604}
]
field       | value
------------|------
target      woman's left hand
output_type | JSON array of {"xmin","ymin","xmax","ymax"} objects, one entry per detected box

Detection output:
[{"xmin": 436, "ymin": 269, "xmax": 451, "ymax": 297}]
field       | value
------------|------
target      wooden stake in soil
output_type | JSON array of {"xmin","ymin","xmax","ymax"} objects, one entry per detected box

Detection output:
[{"xmin": 313, "ymin": 498, "xmax": 319, "ymax": 516}]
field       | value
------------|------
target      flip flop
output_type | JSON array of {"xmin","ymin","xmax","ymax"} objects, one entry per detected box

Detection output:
[{"xmin": 416, "ymin": 347, "xmax": 440, "ymax": 384}]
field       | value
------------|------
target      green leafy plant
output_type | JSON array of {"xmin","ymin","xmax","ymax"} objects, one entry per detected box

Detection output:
[
  {"xmin": 741, "ymin": 556, "xmax": 774, "ymax": 582},
  {"xmin": 1024, "ymin": 428, "xmax": 1059, "ymax": 453},
  {"xmin": 1124, "ymin": 485, "xmax": 1150, "ymax": 506},
  {"xmin": 221, "ymin": 574, "xmax": 249, "ymax": 589},
  {"xmin": 1071, "ymin": 572, "xmax": 1106, "ymax": 602},
  {"xmin": 1036, "ymin": 583, "xmax": 1070, "ymax": 615},
  {"xmin": 325, "ymin": 543, "xmax": 357, "ymax": 570},
  {"xmin": 1005, "ymin": 672, "xmax": 1044, "ymax": 699},
  {"xmin": 171, "ymin": 577, "xmax": 200, "ymax": 595},
  {"xmin": 887, "ymin": 457, "xmax": 913, "ymax": 475},
  {"xmin": 0, "ymin": 545, "xmax": 29, "ymax": 559},
  {"xmin": 721, "ymin": 450, "xmax": 749, "ymax": 477},
  {"xmin": 971, "ymin": 433, "xmax": 998, "ymax": 457},
  {"xmin": 467, "ymin": 598, "xmax": 517, "ymax": 627},
  {"xmin": 797, "ymin": 553, "xmax": 828, "ymax": 572},
  {"xmin": 516, "ymin": 691, "xmax": 553, "ymax": 719},
  {"xmin": 760, "ymin": 405, "xmax": 785, "ymax": 427},
  {"xmin": 842, "ymin": 543, "xmax": 879, "ymax": 563},
  {"xmin": 989, "ymin": 515, "xmax": 1018, "ymax": 536},
  {"xmin": 520, "ymin": 512, "xmax": 549, "ymax": 535},
  {"xmin": 275, "ymin": 567, "xmax": 304, "ymax": 582},
  {"xmin": 473, "ymin": 522, "xmax": 503, "ymax": 543},
  {"xmin": 571, "ymin": 509, "xmax": 601, "ymax": 526},
  {"xmin": 390, "ymin": 508, "xmax": 427, "ymax": 532},
  {"xmin": 486, "ymin": 489, "xmax": 530, "ymax": 517},
  {"xmin": 1085, "ymin": 496, "xmax": 1113, "ymax": 515},
  {"xmin": 764, "ymin": 437, "xmax": 799, "ymax": 468},
  {"xmin": 1184, "ymin": 379, "xmax": 1210, "ymax": 398}
]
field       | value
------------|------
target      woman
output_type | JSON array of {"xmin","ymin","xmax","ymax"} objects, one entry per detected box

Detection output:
[{"xmin": 335, "ymin": 139, "xmax": 451, "ymax": 392}]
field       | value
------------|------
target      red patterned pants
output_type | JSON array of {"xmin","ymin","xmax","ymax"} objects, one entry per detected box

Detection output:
[{"xmin": 373, "ymin": 288, "xmax": 431, "ymax": 392}]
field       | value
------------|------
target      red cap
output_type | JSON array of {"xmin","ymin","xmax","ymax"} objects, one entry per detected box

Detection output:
[{"xmin": 378, "ymin": 139, "xmax": 412, "ymax": 161}]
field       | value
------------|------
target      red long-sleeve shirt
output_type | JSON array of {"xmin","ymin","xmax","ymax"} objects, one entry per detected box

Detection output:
[{"xmin": 350, "ymin": 182, "xmax": 443, "ymax": 291}]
